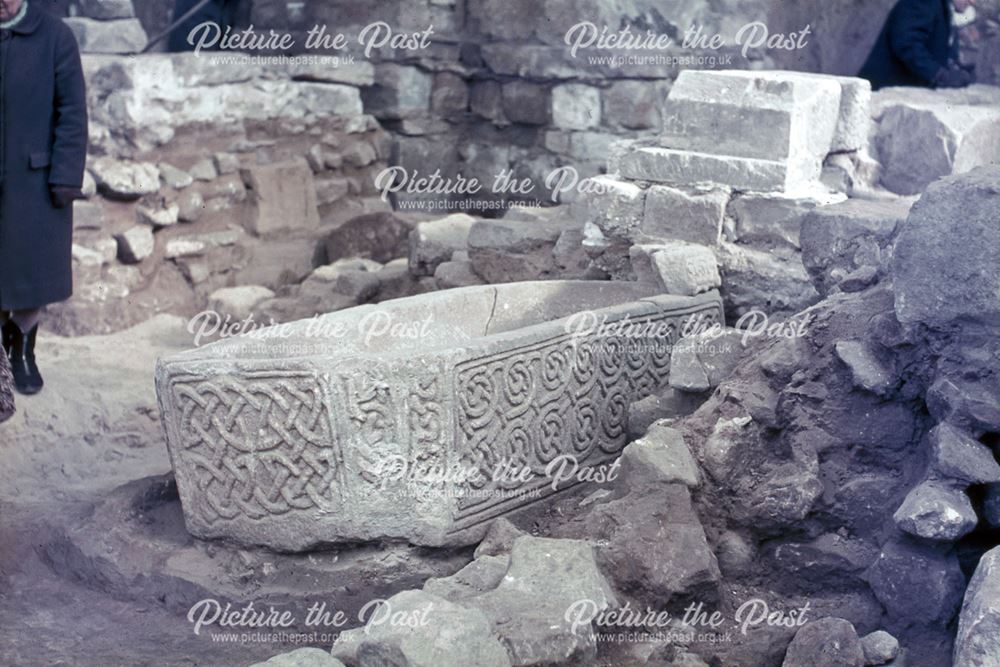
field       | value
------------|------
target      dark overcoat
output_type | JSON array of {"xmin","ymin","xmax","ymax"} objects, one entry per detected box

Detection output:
[
  {"xmin": 858, "ymin": 0, "xmax": 957, "ymax": 90},
  {"xmin": 0, "ymin": 2, "xmax": 87, "ymax": 311}
]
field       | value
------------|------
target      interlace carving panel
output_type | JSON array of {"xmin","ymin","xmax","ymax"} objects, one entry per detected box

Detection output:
[
  {"xmin": 170, "ymin": 370, "xmax": 343, "ymax": 525},
  {"xmin": 452, "ymin": 308, "xmax": 715, "ymax": 528}
]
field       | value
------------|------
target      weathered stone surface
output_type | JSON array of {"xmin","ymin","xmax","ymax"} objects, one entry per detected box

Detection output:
[
  {"xmin": 91, "ymin": 158, "xmax": 159, "ymax": 199},
  {"xmin": 157, "ymin": 162, "xmax": 193, "ymax": 189},
  {"xmin": 641, "ymin": 186, "xmax": 727, "ymax": 246},
  {"xmin": 660, "ymin": 70, "xmax": 841, "ymax": 185},
  {"xmin": 324, "ymin": 212, "xmax": 421, "ymax": 264},
  {"xmin": 431, "ymin": 72, "xmax": 469, "ymax": 115},
  {"xmin": 602, "ymin": 80, "xmax": 663, "ymax": 130},
  {"xmin": 892, "ymin": 481, "xmax": 977, "ymax": 542},
  {"xmin": 627, "ymin": 387, "xmax": 705, "ymax": 438},
  {"xmin": 331, "ymin": 590, "xmax": 510, "ymax": 667},
  {"xmin": 893, "ymin": 166, "xmax": 1000, "ymax": 328},
  {"xmin": 466, "ymin": 211, "xmax": 584, "ymax": 283},
  {"xmin": 470, "ymin": 536, "xmax": 617, "ymax": 667},
  {"xmin": 865, "ymin": 540, "xmax": 965, "ymax": 623},
  {"xmin": 631, "ymin": 242, "xmax": 721, "ymax": 296},
  {"xmin": 473, "ymin": 518, "xmax": 525, "ymax": 559},
  {"xmin": 800, "ymin": 198, "xmax": 911, "ymax": 296},
  {"xmin": 363, "ymin": 64, "xmax": 432, "ymax": 120},
  {"xmin": 622, "ymin": 422, "xmax": 700, "ymax": 487},
  {"xmin": 670, "ymin": 329, "xmax": 748, "ymax": 393},
  {"xmin": 821, "ymin": 74, "xmax": 872, "ymax": 153},
  {"xmin": 575, "ymin": 175, "xmax": 645, "ymax": 242},
  {"xmin": 78, "ymin": 0, "xmax": 135, "ymax": 20},
  {"xmin": 434, "ymin": 261, "xmax": 485, "ymax": 289},
  {"xmin": 727, "ymin": 189, "xmax": 844, "ymax": 249},
  {"xmin": 423, "ymin": 555, "xmax": 510, "ymax": 602},
  {"xmin": 834, "ymin": 340, "xmax": 895, "ymax": 396},
  {"xmin": 954, "ymin": 546, "xmax": 1000, "ymax": 667},
  {"xmin": 613, "ymin": 145, "xmax": 790, "ymax": 192},
  {"xmin": 551, "ymin": 83, "xmax": 600, "ymax": 130},
  {"xmin": 929, "ymin": 423, "xmax": 1000, "ymax": 486},
  {"xmin": 137, "ymin": 203, "xmax": 180, "ymax": 229},
  {"xmin": 65, "ymin": 17, "xmax": 147, "ymax": 54},
  {"xmin": 501, "ymin": 81, "xmax": 550, "ymax": 125},
  {"xmin": 155, "ymin": 282, "xmax": 724, "ymax": 548},
  {"xmin": 781, "ymin": 617, "xmax": 864, "ymax": 667},
  {"xmin": 927, "ymin": 376, "xmax": 1000, "ymax": 435},
  {"xmin": 860, "ymin": 630, "xmax": 899, "ymax": 666},
  {"xmin": 208, "ymin": 286, "xmax": 276, "ymax": 321},
  {"xmin": 251, "ymin": 648, "xmax": 345, "ymax": 667},
  {"xmin": 716, "ymin": 241, "xmax": 819, "ymax": 317},
  {"xmin": 241, "ymin": 159, "xmax": 320, "ymax": 236},
  {"xmin": 408, "ymin": 213, "xmax": 477, "ymax": 277},
  {"xmin": 873, "ymin": 89, "xmax": 1000, "ymax": 195},
  {"xmin": 115, "ymin": 226, "xmax": 154, "ymax": 264}
]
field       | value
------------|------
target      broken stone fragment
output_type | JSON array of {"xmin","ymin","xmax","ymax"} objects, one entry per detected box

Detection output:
[
  {"xmin": 834, "ymin": 340, "xmax": 895, "ymax": 396},
  {"xmin": 574, "ymin": 175, "xmax": 645, "ymax": 242},
  {"xmin": 423, "ymin": 555, "xmax": 510, "ymax": 602},
  {"xmin": 954, "ymin": 545, "xmax": 1000, "ymax": 667},
  {"xmin": 630, "ymin": 242, "xmax": 721, "ymax": 296},
  {"xmin": 157, "ymin": 162, "xmax": 193, "ymax": 189},
  {"xmin": 115, "ymin": 226, "xmax": 154, "ymax": 264},
  {"xmin": 621, "ymin": 422, "xmax": 700, "ymax": 487},
  {"xmin": 331, "ymin": 590, "xmax": 510, "ymax": 667},
  {"xmin": 892, "ymin": 481, "xmax": 977, "ymax": 542},
  {"xmin": 627, "ymin": 386, "xmax": 705, "ymax": 439},
  {"xmin": 670, "ymin": 328, "xmax": 748, "ymax": 393},
  {"xmin": 781, "ymin": 617, "xmax": 864, "ymax": 667},
  {"xmin": 408, "ymin": 213, "xmax": 477, "ymax": 277},
  {"xmin": 91, "ymin": 158, "xmax": 160, "ymax": 199},
  {"xmin": 641, "ymin": 185, "xmax": 728, "ymax": 247},
  {"xmin": 208, "ymin": 286, "xmax": 276, "ymax": 322},
  {"xmin": 865, "ymin": 539, "xmax": 965, "ymax": 624},
  {"xmin": 251, "ymin": 647, "xmax": 345, "ymax": 667},
  {"xmin": 473, "ymin": 518, "xmax": 525, "ymax": 559},
  {"xmin": 860, "ymin": 630, "xmax": 900, "ymax": 666},
  {"xmin": 137, "ymin": 203, "xmax": 180, "ymax": 229},
  {"xmin": 434, "ymin": 260, "xmax": 485, "ymax": 289},
  {"xmin": 928, "ymin": 423, "xmax": 1000, "ymax": 486},
  {"xmin": 241, "ymin": 159, "xmax": 320, "ymax": 236}
]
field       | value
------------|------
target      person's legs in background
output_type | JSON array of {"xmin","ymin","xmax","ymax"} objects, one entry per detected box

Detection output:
[{"xmin": 2, "ymin": 308, "xmax": 45, "ymax": 395}]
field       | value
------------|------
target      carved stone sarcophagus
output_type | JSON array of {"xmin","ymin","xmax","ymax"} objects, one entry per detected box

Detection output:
[{"xmin": 155, "ymin": 281, "xmax": 723, "ymax": 549}]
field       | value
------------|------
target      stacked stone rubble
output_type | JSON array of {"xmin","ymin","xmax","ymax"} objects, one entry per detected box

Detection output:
[{"xmin": 575, "ymin": 69, "xmax": 875, "ymax": 317}]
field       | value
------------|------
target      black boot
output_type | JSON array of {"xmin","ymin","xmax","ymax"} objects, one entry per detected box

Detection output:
[{"xmin": 8, "ymin": 323, "xmax": 43, "ymax": 395}]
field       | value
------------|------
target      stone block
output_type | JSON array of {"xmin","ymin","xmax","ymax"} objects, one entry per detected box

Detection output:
[
  {"xmin": 466, "ymin": 211, "xmax": 583, "ymax": 283},
  {"xmin": 892, "ymin": 482, "xmax": 977, "ymax": 542},
  {"xmin": 660, "ymin": 70, "xmax": 841, "ymax": 183},
  {"xmin": 954, "ymin": 546, "xmax": 1000, "ymax": 667},
  {"xmin": 115, "ymin": 226, "xmax": 154, "ymax": 264},
  {"xmin": 865, "ymin": 540, "xmax": 965, "ymax": 624},
  {"xmin": 361, "ymin": 64, "xmax": 432, "ymax": 120},
  {"xmin": 91, "ymin": 158, "xmax": 159, "ymax": 199},
  {"xmin": 155, "ymin": 282, "xmax": 724, "ymax": 548},
  {"xmin": 551, "ymin": 83, "xmax": 600, "ymax": 130},
  {"xmin": 613, "ymin": 145, "xmax": 790, "ymax": 192},
  {"xmin": 573, "ymin": 175, "xmax": 645, "ymax": 242},
  {"xmin": 621, "ymin": 422, "xmax": 699, "ymax": 487},
  {"xmin": 78, "ymin": 0, "xmax": 135, "ymax": 20},
  {"xmin": 602, "ymin": 80, "xmax": 662, "ymax": 130},
  {"xmin": 893, "ymin": 166, "xmax": 1000, "ymax": 328},
  {"xmin": 641, "ymin": 185, "xmax": 728, "ymax": 246},
  {"xmin": 631, "ymin": 242, "xmax": 721, "ymax": 296},
  {"xmin": 208, "ymin": 286, "xmax": 276, "ymax": 321},
  {"xmin": 431, "ymin": 71, "xmax": 469, "ymax": 115},
  {"xmin": 727, "ymin": 189, "xmax": 844, "ymax": 249},
  {"xmin": 65, "ymin": 17, "xmax": 147, "ymax": 54},
  {"xmin": 782, "ymin": 618, "xmax": 864, "ymax": 667},
  {"xmin": 408, "ymin": 213, "xmax": 477, "ymax": 277},
  {"xmin": 929, "ymin": 423, "xmax": 1000, "ymax": 486},
  {"xmin": 241, "ymin": 159, "xmax": 320, "ymax": 237},
  {"xmin": 324, "ymin": 212, "xmax": 421, "ymax": 264},
  {"xmin": 501, "ymin": 81, "xmax": 550, "ymax": 125}
]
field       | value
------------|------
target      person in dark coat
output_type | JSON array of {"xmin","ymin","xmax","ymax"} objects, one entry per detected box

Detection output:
[
  {"xmin": 859, "ymin": 0, "xmax": 977, "ymax": 90},
  {"xmin": 167, "ymin": 0, "xmax": 242, "ymax": 52},
  {"xmin": 0, "ymin": 0, "xmax": 88, "ymax": 395}
]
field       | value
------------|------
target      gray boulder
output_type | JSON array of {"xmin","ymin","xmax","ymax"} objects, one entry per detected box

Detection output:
[
  {"xmin": 331, "ymin": 590, "xmax": 510, "ymax": 667},
  {"xmin": 409, "ymin": 214, "xmax": 477, "ymax": 277},
  {"xmin": 782, "ymin": 617, "xmax": 864, "ymax": 667},
  {"xmin": 929, "ymin": 423, "xmax": 1000, "ymax": 486},
  {"xmin": 893, "ymin": 166, "xmax": 1000, "ymax": 329},
  {"xmin": 860, "ymin": 630, "xmax": 899, "ymax": 665},
  {"xmin": 954, "ymin": 546, "xmax": 1000, "ymax": 667},
  {"xmin": 865, "ymin": 540, "xmax": 965, "ymax": 624}
]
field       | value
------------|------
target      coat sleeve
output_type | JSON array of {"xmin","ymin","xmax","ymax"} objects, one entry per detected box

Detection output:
[
  {"xmin": 887, "ymin": 0, "xmax": 945, "ymax": 84},
  {"xmin": 48, "ymin": 22, "xmax": 88, "ymax": 188}
]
